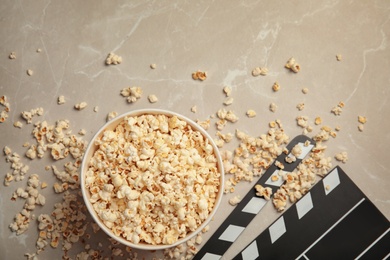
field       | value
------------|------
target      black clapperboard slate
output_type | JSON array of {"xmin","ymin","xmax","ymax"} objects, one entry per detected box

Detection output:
[
  {"xmin": 233, "ymin": 166, "xmax": 390, "ymax": 260},
  {"xmin": 194, "ymin": 135, "xmax": 390, "ymax": 260},
  {"xmin": 194, "ymin": 135, "xmax": 316, "ymax": 260}
]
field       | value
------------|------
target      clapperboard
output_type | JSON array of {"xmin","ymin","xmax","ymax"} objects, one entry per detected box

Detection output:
[{"xmin": 194, "ymin": 136, "xmax": 390, "ymax": 260}]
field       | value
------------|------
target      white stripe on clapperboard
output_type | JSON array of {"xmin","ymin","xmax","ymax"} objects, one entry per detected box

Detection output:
[{"xmin": 355, "ymin": 227, "xmax": 390, "ymax": 260}]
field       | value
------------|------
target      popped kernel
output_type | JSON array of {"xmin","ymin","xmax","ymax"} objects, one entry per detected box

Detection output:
[
  {"xmin": 358, "ymin": 124, "xmax": 364, "ymax": 132},
  {"xmin": 192, "ymin": 70, "xmax": 207, "ymax": 81},
  {"xmin": 9, "ymin": 52, "xmax": 16, "ymax": 59},
  {"xmin": 74, "ymin": 102, "xmax": 87, "ymax": 111},
  {"xmin": 191, "ymin": 105, "xmax": 197, "ymax": 113},
  {"xmin": 252, "ymin": 67, "xmax": 268, "ymax": 76},
  {"xmin": 358, "ymin": 116, "xmax": 367, "ymax": 124},
  {"xmin": 302, "ymin": 87, "xmax": 309, "ymax": 94},
  {"xmin": 229, "ymin": 195, "xmax": 242, "ymax": 206},
  {"xmin": 246, "ymin": 109, "xmax": 256, "ymax": 118},
  {"xmin": 269, "ymin": 103, "xmax": 278, "ymax": 112},
  {"xmin": 105, "ymin": 52, "xmax": 122, "ymax": 65},
  {"xmin": 223, "ymin": 97, "xmax": 234, "ymax": 106},
  {"xmin": 107, "ymin": 111, "xmax": 118, "ymax": 121},
  {"xmin": 57, "ymin": 96, "xmax": 66, "ymax": 105},
  {"xmin": 120, "ymin": 86, "xmax": 142, "ymax": 103},
  {"xmin": 27, "ymin": 69, "xmax": 34, "ymax": 76},
  {"xmin": 150, "ymin": 63, "xmax": 157, "ymax": 69},
  {"xmin": 314, "ymin": 117, "xmax": 322, "ymax": 125},
  {"xmin": 285, "ymin": 57, "xmax": 300, "ymax": 73},
  {"xmin": 223, "ymin": 86, "xmax": 232, "ymax": 97},
  {"xmin": 336, "ymin": 54, "xmax": 342, "ymax": 61},
  {"xmin": 335, "ymin": 151, "xmax": 348, "ymax": 163},
  {"xmin": 272, "ymin": 82, "xmax": 280, "ymax": 92},
  {"xmin": 296, "ymin": 103, "xmax": 305, "ymax": 111},
  {"xmin": 148, "ymin": 94, "xmax": 158, "ymax": 103},
  {"xmin": 14, "ymin": 121, "xmax": 23, "ymax": 128}
]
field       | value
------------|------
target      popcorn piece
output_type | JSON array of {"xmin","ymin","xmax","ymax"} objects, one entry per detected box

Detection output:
[
  {"xmin": 331, "ymin": 101, "xmax": 345, "ymax": 116},
  {"xmin": 296, "ymin": 115, "xmax": 309, "ymax": 128},
  {"xmin": 27, "ymin": 69, "xmax": 34, "ymax": 76},
  {"xmin": 252, "ymin": 67, "xmax": 268, "ymax": 76},
  {"xmin": 120, "ymin": 86, "xmax": 142, "ymax": 103},
  {"xmin": 148, "ymin": 94, "xmax": 158, "ymax": 103},
  {"xmin": 105, "ymin": 52, "xmax": 122, "ymax": 65},
  {"xmin": 272, "ymin": 82, "xmax": 280, "ymax": 92},
  {"xmin": 336, "ymin": 54, "xmax": 342, "ymax": 61},
  {"xmin": 14, "ymin": 121, "xmax": 23, "ymax": 128},
  {"xmin": 107, "ymin": 111, "xmax": 118, "ymax": 121},
  {"xmin": 229, "ymin": 195, "xmax": 242, "ymax": 206},
  {"xmin": 78, "ymin": 129, "xmax": 87, "ymax": 136},
  {"xmin": 21, "ymin": 107, "xmax": 44, "ymax": 124},
  {"xmin": 74, "ymin": 102, "xmax": 87, "ymax": 110},
  {"xmin": 358, "ymin": 116, "xmax": 367, "ymax": 124},
  {"xmin": 57, "ymin": 95, "xmax": 66, "ymax": 105},
  {"xmin": 36, "ymin": 48, "xmax": 42, "ymax": 53},
  {"xmin": 246, "ymin": 109, "xmax": 256, "ymax": 118},
  {"xmin": 191, "ymin": 106, "xmax": 197, "ymax": 113},
  {"xmin": 296, "ymin": 103, "xmax": 305, "ymax": 111},
  {"xmin": 358, "ymin": 124, "xmax": 364, "ymax": 132},
  {"xmin": 223, "ymin": 97, "xmax": 234, "ymax": 106},
  {"xmin": 269, "ymin": 102, "xmax": 278, "ymax": 112},
  {"xmin": 9, "ymin": 52, "xmax": 16, "ymax": 59},
  {"xmin": 254, "ymin": 184, "xmax": 272, "ymax": 200},
  {"xmin": 314, "ymin": 117, "xmax": 322, "ymax": 125},
  {"xmin": 150, "ymin": 63, "xmax": 157, "ymax": 69},
  {"xmin": 192, "ymin": 70, "xmax": 207, "ymax": 81},
  {"xmin": 285, "ymin": 57, "xmax": 301, "ymax": 73},
  {"xmin": 223, "ymin": 86, "xmax": 232, "ymax": 97},
  {"xmin": 302, "ymin": 87, "xmax": 309, "ymax": 94},
  {"xmin": 335, "ymin": 151, "xmax": 348, "ymax": 163},
  {"xmin": 93, "ymin": 106, "xmax": 99, "ymax": 112}
]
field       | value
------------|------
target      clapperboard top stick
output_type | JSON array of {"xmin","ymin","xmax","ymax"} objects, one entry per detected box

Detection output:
[
  {"xmin": 233, "ymin": 166, "xmax": 390, "ymax": 260},
  {"xmin": 193, "ymin": 135, "xmax": 315, "ymax": 260}
]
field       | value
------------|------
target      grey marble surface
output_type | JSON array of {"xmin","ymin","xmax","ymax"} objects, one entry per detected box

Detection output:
[{"xmin": 1, "ymin": 1, "xmax": 389, "ymax": 259}]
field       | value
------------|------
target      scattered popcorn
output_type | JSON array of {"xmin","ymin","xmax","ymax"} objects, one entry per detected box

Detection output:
[
  {"xmin": 74, "ymin": 102, "xmax": 87, "ymax": 110},
  {"xmin": 296, "ymin": 103, "xmax": 305, "ymax": 111},
  {"xmin": 223, "ymin": 97, "xmax": 234, "ymax": 106},
  {"xmin": 285, "ymin": 57, "xmax": 300, "ymax": 73},
  {"xmin": 9, "ymin": 52, "xmax": 16, "ymax": 59},
  {"xmin": 105, "ymin": 52, "xmax": 122, "ymax": 65},
  {"xmin": 336, "ymin": 54, "xmax": 342, "ymax": 61},
  {"xmin": 36, "ymin": 48, "xmax": 42, "ymax": 53},
  {"xmin": 335, "ymin": 151, "xmax": 348, "ymax": 163},
  {"xmin": 314, "ymin": 117, "xmax": 322, "ymax": 125},
  {"xmin": 302, "ymin": 87, "xmax": 309, "ymax": 94},
  {"xmin": 0, "ymin": 96, "xmax": 11, "ymax": 123},
  {"xmin": 120, "ymin": 86, "xmax": 142, "ymax": 103},
  {"xmin": 197, "ymin": 118, "xmax": 211, "ymax": 130},
  {"xmin": 223, "ymin": 86, "xmax": 232, "ymax": 97},
  {"xmin": 192, "ymin": 70, "xmax": 207, "ymax": 81},
  {"xmin": 331, "ymin": 101, "xmax": 345, "ymax": 116},
  {"xmin": 150, "ymin": 63, "xmax": 157, "ymax": 69},
  {"xmin": 296, "ymin": 115, "xmax": 309, "ymax": 128},
  {"xmin": 57, "ymin": 95, "xmax": 66, "ymax": 105},
  {"xmin": 93, "ymin": 106, "xmax": 99, "ymax": 112},
  {"xmin": 254, "ymin": 184, "xmax": 272, "ymax": 200},
  {"xmin": 191, "ymin": 105, "xmax": 197, "ymax": 113},
  {"xmin": 358, "ymin": 116, "xmax": 367, "ymax": 124},
  {"xmin": 107, "ymin": 111, "xmax": 118, "ymax": 121},
  {"xmin": 21, "ymin": 107, "xmax": 44, "ymax": 124},
  {"xmin": 229, "ymin": 195, "xmax": 242, "ymax": 206},
  {"xmin": 78, "ymin": 129, "xmax": 87, "ymax": 136},
  {"xmin": 272, "ymin": 81, "xmax": 280, "ymax": 92},
  {"xmin": 252, "ymin": 67, "xmax": 268, "ymax": 76},
  {"xmin": 148, "ymin": 94, "xmax": 158, "ymax": 103},
  {"xmin": 358, "ymin": 124, "xmax": 364, "ymax": 132},
  {"xmin": 246, "ymin": 109, "xmax": 256, "ymax": 118},
  {"xmin": 27, "ymin": 69, "xmax": 34, "ymax": 76},
  {"xmin": 269, "ymin": 102, "xmax": 278, "ymax": 112}
]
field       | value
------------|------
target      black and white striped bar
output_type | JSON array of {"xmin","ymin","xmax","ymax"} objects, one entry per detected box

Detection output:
[
  {"xmin": 193, "ymin": 135, "xmax": 315, "ymax": 260},
  {"xmin": 233, "ymin": 166, "xmax": 390, "ymax": 260}
]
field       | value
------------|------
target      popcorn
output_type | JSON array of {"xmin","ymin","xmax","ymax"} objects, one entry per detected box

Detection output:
[
  {"xmin": 223, "ymin": 86, "xmax": 232, "ymax": 97},
  {"xmin": 335, "ymin": 151, "xmax": 348, "ymax": 163},
  {"xmin": 272, "ymin": 82, "xmax": 280, "ymax": 92},
  {"xmin": 105, "ymin": 52, "xmax": 122, "ymax": 65},
  {"xmin": 269, "ymin": 102, "xmax": 278, "ymax": 112},
  {"xmin": 120, "ymin": 86, "xmax": 142, "ymax": 103},
  {"xmin": 246, "ymin": 109, "xmax": 256, "ymax": 118},
  {"xmin": 85, "ymin": 114, "xmax": 221, "ymax": 245},
  {"xmin": 192, "ymin": 70, "xmax": 207, "ymax": 81},
  {"xmin": 285, "ymin": 57, "xmax": 301, "ymax": 73},
  {"xmin": 252, "ymin": 67, "xmax": 268, "ymax": 76},
  {"xmin": 74, "ymin": 102, "xmax": 87, "ymax": 110},
  {"xmin": 229, "ymin": 195, "xmax": 242, "ymax": 206},
  {"xmin": 148, "ymin": 94, "xmax": 158, "ymax": 103},
  {"xmin": 57, "ymin": 95, "xmax": 66, "ymax": 105},
  {"xmin": 223, "ymin": 97, "xmax": 234, "ymax": 106}
]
